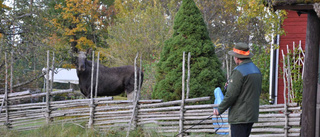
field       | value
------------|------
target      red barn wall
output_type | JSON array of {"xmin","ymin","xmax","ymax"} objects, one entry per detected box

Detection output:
[{"xmin": 277, "ymin": 10, "xmax": 307, "ymax": 104}]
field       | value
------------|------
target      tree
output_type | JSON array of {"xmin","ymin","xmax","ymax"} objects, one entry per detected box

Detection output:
[
  {"xmin": 0, "ymin": 0, "xmax": 116, "ymax": 91},
  {"xmin": 251, "ymin": 44, "xmax": 270, "ymax": 103},
  {"xmin": 49, "ymin": 0, "xmax": 115, "ymax": 65},
  {"xmin": 106, "ymin": 0, "xmax": 173, "ymax": 66},
  {"xmin": 106, "ymin": 0, "xmax": 175, "ymax": 99},
  {"xmin": 194, "ymin": 0, "xmax": 286, "ymax": 46},
  {"xmin": 194, "ymin": 0, "xmax": 286, "ymax": 97},
  {"xmin": 152, "ymin": 0, "xmax": 225, "ymax": 103},
  {"xmin": 0, "ymin": 1, "xmax": 11, "ymax": 39},
  {"xmin": 0, "ymin": 0, "xmax": 56, "ymax": 90}
]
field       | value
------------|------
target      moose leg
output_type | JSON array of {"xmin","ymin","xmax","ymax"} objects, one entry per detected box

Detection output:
[
  {"xmin": 127, "ymin": 91, "xmax": 135, "ymax": 100},
  {"xmin": 125, "ymin": 74, "xmax": 136, "ymax": 100}
]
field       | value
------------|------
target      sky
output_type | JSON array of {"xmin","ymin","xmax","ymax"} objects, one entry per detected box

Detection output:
[{"xmin": 4, "ymin": 0, "xmax": 13, "ymax": 8}]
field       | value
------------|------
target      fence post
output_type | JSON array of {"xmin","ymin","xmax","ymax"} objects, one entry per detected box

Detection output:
[
  {"xmin": 186, "ymin": 52, "xmax": 190, "ymax": 99},
  {"xmin": 10, "ymin": 51, "xmax": 13, "ymax": 94},
  {"xmin": 7, "ymin": 51, "xmax": 13, "ymax": 127},
  {"xmin": 134, "ymin": 54, "xmax": 142, "ymax": 128},
  {"xmin": 284, "ymin": 91, "xmax": 289, "ymax": 137},
  {"xmin": 88, "ymin": 51, "xmax": 95, "ymax": 128},
  {"xmin": 284, "ymin": 103, "xmax": 289, "ymax": 137},
  {"xmin": 126, "ymin": 53, "xmax": 140, "ymax": 137},
  {"xmin": 4, "ymin": 53, "xmax": 11, "ymax": 129},
  {"xmin": 138, "ymin": 55, "xmax": 142, "ymax": 101},
  {"xmin": 136, "ymin": 54, "xmax": 142, "ymax": 127},
  {"xmin": 45, "ymin": 50, "xmax": 52, "ymax": 124},
  {"xmin": 50, "ymin": 52, "xmax": 55, "ymax": 103},
  {"xmin": 95, "ymin": 52, "xmax": 100, "ymax": 98},
  {"xmin": 179, "ymin": 52, "xmax": 186, "ymax": 137},
  {"xmin": 282, "ymin": 49, "xmax": 290, "ymax": 137},
  {"xmin": 316, "ymin": 83, "xmax": 320, "ymax": 137}
]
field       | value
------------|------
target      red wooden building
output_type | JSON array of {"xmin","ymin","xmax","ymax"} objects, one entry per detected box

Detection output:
[
  {"xmin": 268, "ymin": 1, "xmax": 320, "ymax": 136},
  {"xmin": 270, "ymin": 10, "xmax": 308, "ymax": 104}
]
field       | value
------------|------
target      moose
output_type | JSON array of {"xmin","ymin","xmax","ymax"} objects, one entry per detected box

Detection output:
[{"xmin": 75, "ymin": 50, "xmax": 143, "ymax": 100}]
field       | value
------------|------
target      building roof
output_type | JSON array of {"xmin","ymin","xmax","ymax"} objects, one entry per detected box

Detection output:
[
  {"xmin": 268, "ymin": 0, "xmax": 315, "ymax": 9},
  {"xmin": 270, "ymin": 0, "xmax": 318, "ymax": 6},
  {"xmin": 43, "ymin": 68, "xmax": 79, "ymax": 84},
  {"xmin": 267, "ymin": 0, "xmax": 320, "ymax": 17}
]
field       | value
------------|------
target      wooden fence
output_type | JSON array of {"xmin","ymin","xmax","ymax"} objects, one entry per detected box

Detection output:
[
  {"xmin": 0, "ymin": 92, "xmax": 301, "ymax": 137},
  {"xmin": 0, "ymin": 51, "xmax": 301, "ymax": 136}
]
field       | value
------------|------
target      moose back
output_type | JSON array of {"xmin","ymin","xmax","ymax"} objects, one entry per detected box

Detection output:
[{"xmin": 76, "ymin": 51, "xmax": 143, "ymax": 100}]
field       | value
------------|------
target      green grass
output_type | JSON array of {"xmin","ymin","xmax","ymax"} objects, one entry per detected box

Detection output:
[
  {"xmin": 13, "ymin": 119, "xmax": 46, "ymax": 129},
  {"xmin": 0, "ymin": 122, "xmax": 229, "ymax": 137},
  {"xmin": 113, "ymin": 96, "xmax": 127, "ymax": 100},
  {"xmin": 0, "ymin": 122, "xmax": 165, "ymax": 137}
]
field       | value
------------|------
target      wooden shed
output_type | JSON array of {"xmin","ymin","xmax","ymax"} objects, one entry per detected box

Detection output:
[
  {"xmin": 270, "ymin": 10, "xmax": 308, "ymax": 104},
  {"xmin": 267, "ymin": 1, "xmax": 320, "ymax": 137}
]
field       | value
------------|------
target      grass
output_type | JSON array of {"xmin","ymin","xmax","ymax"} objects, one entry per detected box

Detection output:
[
  {"xmin": 10, "ymin": 118, "xmax": 46, "ymax": 129},
  {"xmin": 0, "ymin": 122, "xmax": 229, "ymax": 137},
  {"xmin": 113, "ymin": 96, "xmax": 127, "ymax": 100},
  {"xmin": 0, "ymin": 122, "xmax": 167, "ymax": 137}
]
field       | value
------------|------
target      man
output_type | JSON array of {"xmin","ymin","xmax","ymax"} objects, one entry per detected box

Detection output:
[{"xmin": 213, "ymin": 42, "xmax": 262, "ymax": 137}]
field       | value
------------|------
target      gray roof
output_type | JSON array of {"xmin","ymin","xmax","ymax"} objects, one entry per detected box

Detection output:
[
  {"xmin": 269, "ymin": 0, "xmax": 318, "ymax": 7},
  {"xmin": 266, "ymin": 0, "xmax": 320, "ymax": 17}
]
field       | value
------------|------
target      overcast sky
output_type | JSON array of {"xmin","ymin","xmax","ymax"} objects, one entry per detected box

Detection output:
[{"xmin": 4, "ymin": 0, "xmax": 13, "ymax": 8}]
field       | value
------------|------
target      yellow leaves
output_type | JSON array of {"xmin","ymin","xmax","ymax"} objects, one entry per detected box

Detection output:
[
  {"xmin": 75, "ymin": 37, "xmax": 95, "ymax": 51},
  {"xmin": 78, "ymin": 37, "xmax": 94, "ymax": 45},
  {"xmin": 54, "ymin": 3, "xmax": 62, "ymax": 10},
  {"xmin": 0, "ymin": 33, "xmax": 2, "ymax": 38},
  {"xmin": 153, "ymin": 0, "xmax": 157, "ymax": 6},
  {"xmin": 213, "ymin": 39, "xmax": 223, "ymax": 48},
  {"xmin": 0, "ymin": 2, "xmax": 11, "ymax": 10},
  {"xmin": 114, "ymin": 0, "xmax": 127, "ymax": 18},
  {"xmin": 94, "ymin": 47, "xmax": 117, "ymax": 65},
  {"xmin": 50, "ymin": 0, "xmax": 109, "ymax": 51},
  {"xmin": 47, "ymin": 34, "xmax": 62, "ymax": 46},
  {"xmin": 55, "ymin": 0, "xmax": 101, "ymax": 26},
  {"xmin": 64, "ymin": 23, "xmax": 87, "ymax": 36},
  {"xmin": 114, "ymin": 0, "xmax": 142, "ymax": 19},
  {"xmin": 223, "ymin": 0, "xmax": 237, "ymax": 14},
  {"xmin": 62, "ymin": 63, "xmax": 76, "ymax": 68}
]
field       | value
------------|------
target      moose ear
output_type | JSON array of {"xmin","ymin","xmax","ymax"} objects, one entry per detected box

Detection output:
[{"xmin": 86, "ymin": 48, "xmax": 92, "ymax": 56}]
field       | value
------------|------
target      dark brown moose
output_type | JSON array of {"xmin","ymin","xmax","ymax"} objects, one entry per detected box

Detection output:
[{"xmin": 75, "ymin": 51, "xmax": 143, "ymax": 100}]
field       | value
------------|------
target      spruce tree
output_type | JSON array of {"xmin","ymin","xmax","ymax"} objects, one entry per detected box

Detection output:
[{"xmin": 152, "ymin": 0, "xmax": 225, "ymax": 103}]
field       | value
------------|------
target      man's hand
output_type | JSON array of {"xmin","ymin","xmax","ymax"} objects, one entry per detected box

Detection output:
[
  {"xmin": 224, "ymin": 82, "xmax": 228, "ymax": 90},
  {"xmin": 213, "ymin": 109, "xmax": 220, "ymax": 115}
]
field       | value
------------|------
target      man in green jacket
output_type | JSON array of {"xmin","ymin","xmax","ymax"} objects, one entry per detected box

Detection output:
[{"xmin": 213, "ymin": 42, "xmax": 262, "ymax": 137}]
